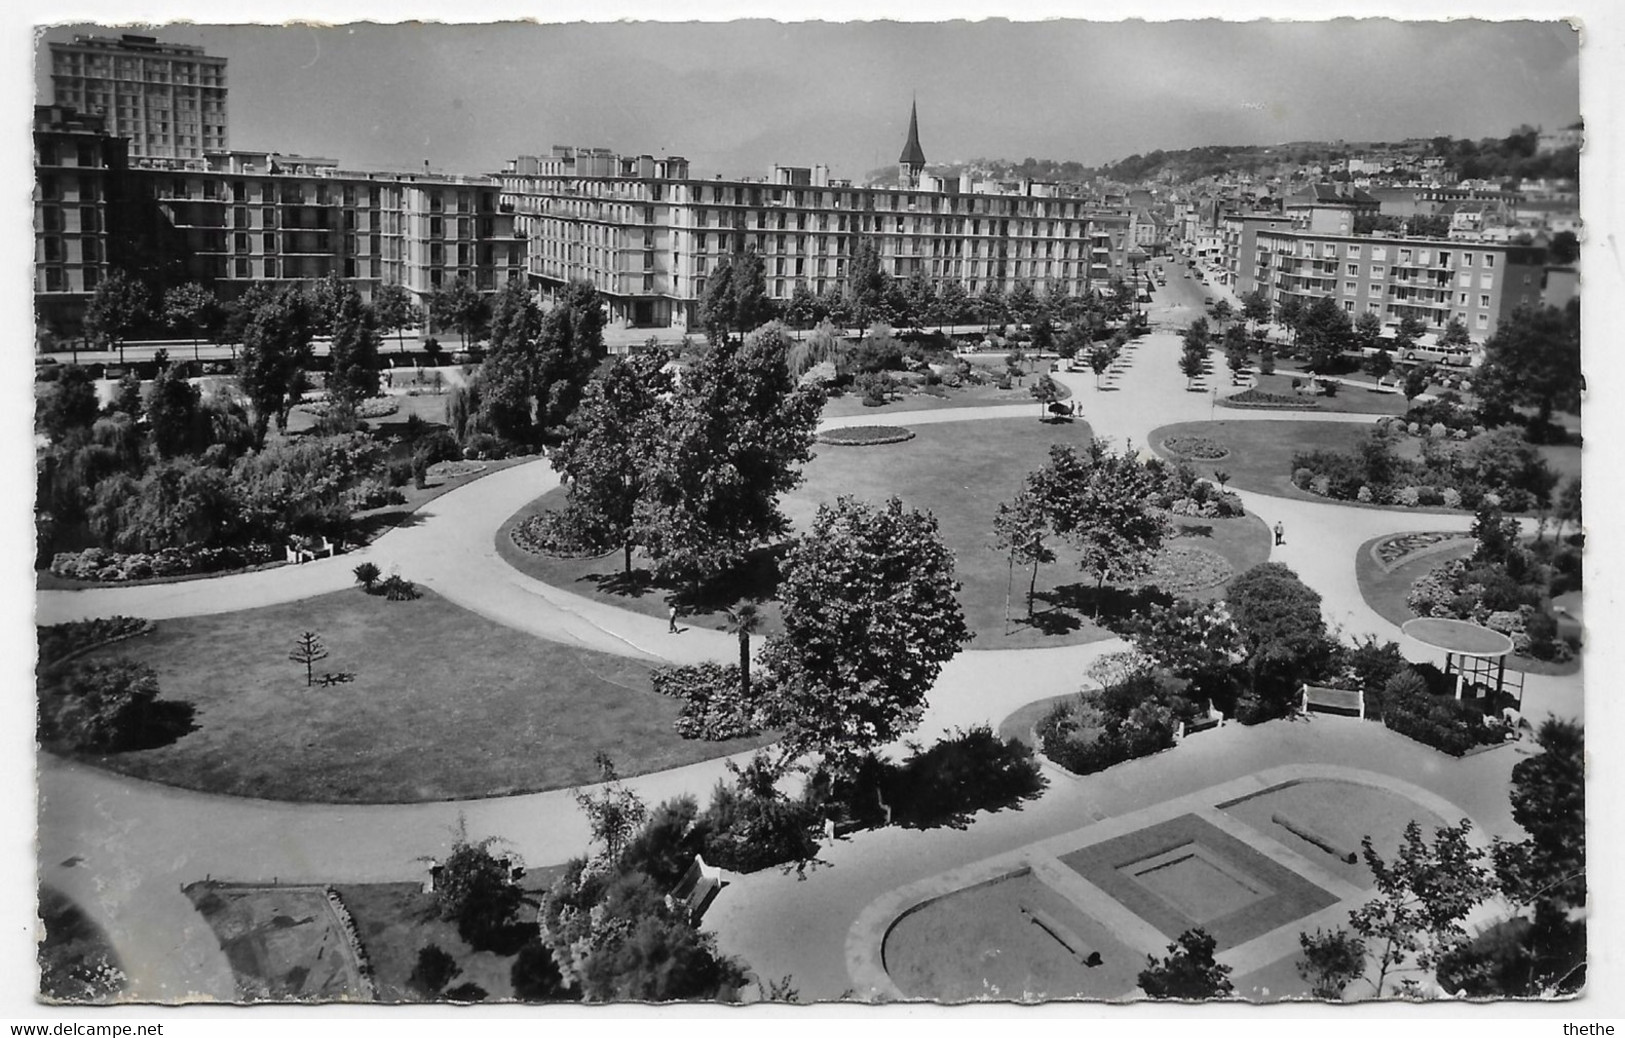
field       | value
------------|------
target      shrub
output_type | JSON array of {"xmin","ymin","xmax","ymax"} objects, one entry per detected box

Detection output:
[
  {"xmin": 38, "ymin": 660, "xmax": 190, "ymax": 753},
  {"xmin": 346, "ymin": 478, "xmax": 406, "ymax": 511},
  {"xmin": 386, "ymin": 458, "xmax": 415, "ymax": 487},
  {"xmin": 1356, "ymin": 485, "xmax": 1373, "ymax": 503},
  {"xmin": 1396, "ymin": 486, "xmax": 1421, "ymax": 507},
  {"xmin": 462, "ymin": 432, "xmax": 509, "ymax": 460},
  {"xmin": 442, "ymin": 982, "xmax": 488, "ymax": 1002},
  {"xmin": 1381, "ymin": 668, "xmax": 1503, "ymax": 756},
  {"xmin": 380, "ymin": 574, "xmax": 420, "ymax": 601},
  {"xmin": 1442, "ymin": 487, "xmax": 1462, "ymax": 509},
  {"xmin": 510, "ymin": 939, "xmax": 574, "ymax": 1002},
  {"xmin": 699, "ymin": 770, "xmax": 821, "ymax": 873},
  {"xmin": 36, "ymin": 617, "xmax": 154, "ymax": 668},
  {"xmin": 352, "ymin": 561, "xmax": 381, "ymax": 591},
  {"xmin": 882, "ymin": 726, "xmax": 1045, "ymax": 828},
  {"xmin": 650, "ymin": 662, "xmax": 764, "ymax": 741},
  {"xmin": 1310, "ymin": 475, "xmax": 1330, "ymax": 497},
  {"xmin": 408, "ymin": 944, "xmax": 460, "ymax": 997},
  {"xmin": 1293, "ymin": 467, "xmax": 1314, "ymax": 489},
  {"xmin": 1417, "ymin": 486, "xmax": 1444, "ymax": 507}
]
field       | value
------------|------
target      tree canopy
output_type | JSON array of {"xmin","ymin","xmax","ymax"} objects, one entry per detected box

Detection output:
[{"xmin": 760, "ymin": 495, "xmax": 970, "ymax": 766}]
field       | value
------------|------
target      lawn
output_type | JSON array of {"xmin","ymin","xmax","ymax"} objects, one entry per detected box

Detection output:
[
  {"xmin": 1151, "ymin": 420, "xmax": 1411, "ymax": 506},
  {"xmin": 820, "ymin": 372, "xmax": 1065, "ymax": 419},
  {"xmin": 500, "ymin": 418, "xmax": 1270, "ymax": 650},
  {"xmin": 58, "ymin": 588, "xmax": 771, "ymax": 802},
  {"xmin": 336, "ymin": 881, "xmax": 542, "ymax": 1002},
  {"xmin": 183, "ymin": 882, "xmax": 369, "ymax": 1002},
  {"xmin": 1353, "ymin": 532, "xmax": 1580, "ymax": 677}
]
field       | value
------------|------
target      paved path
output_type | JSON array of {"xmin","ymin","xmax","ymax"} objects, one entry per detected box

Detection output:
[{"xmin": 34, "ymin": 293, "xmax": 1582, "ymax": 1002}]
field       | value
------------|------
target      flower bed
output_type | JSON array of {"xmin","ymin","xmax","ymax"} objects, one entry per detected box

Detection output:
[
  {"xmin": 1137, "ymin": 544, "xmax": 1234, "ymax": 596},
  {"xmin": 50, "ymin": 543, "xmax": 280, "ymax": 583},
  {"xmin": 650, "ymin": 661, "xmax": 767, "ymax": 741},
  {"xmin": 1370, "ymin": 531, "xmax": 1474, "ymax": 573},
  {"xmin": 1160, "ymin": 435, "xmax": 1229, "ymax": 460},
  {"xmin": 816, "ymin": 425, "xmax": 916, "ymax": 446},
  {"xmin": 1222, "ymin": 388, "xmax": 1318, "ymax": 409},
  {"xmin": 37, "ymin": 616, "xmax": 155, "ymax": 668},
  {"xmin": 301, "ymin": 397, "xmax": 400, "ymax": 419},
  {"xmin": 509, "ymin": 510, "xmax": 616, "ymax": 559},
  {"xmin": 426, "ymin": 460, "xmax": 487, "ymax": 480}
]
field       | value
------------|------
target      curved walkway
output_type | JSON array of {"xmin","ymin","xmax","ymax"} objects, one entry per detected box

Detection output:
[{"xmin": 34, "ymin": 302, "xmax": 1581, "ymax": 1001}]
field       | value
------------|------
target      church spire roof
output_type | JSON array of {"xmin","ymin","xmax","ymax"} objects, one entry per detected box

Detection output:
[{"xmin": 898, "ymin": 99, "xmax": 926, "ymax": 168}]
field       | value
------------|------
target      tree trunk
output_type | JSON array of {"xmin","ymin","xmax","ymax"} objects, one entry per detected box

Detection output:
[
  {"xmin": 1028, "ymin": 558, "xmax": 1040, "ymax": 619},
  {"xmin": 624, "ymin": 540, "xmax": 633, "ymax": 575},
  {"xmin": 739, "ymin": 631, "xmax": 751, "ymax": 701}
]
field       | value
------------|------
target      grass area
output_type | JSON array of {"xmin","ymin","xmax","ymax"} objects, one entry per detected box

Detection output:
[
  {"xmin": 1353, "ymin": 533, "xmax": 1580, "ymax": 677},
  {"xmin": 60, "ymin": 587, "xmax": 771, "ymax": 802},
  {"xmin": 997, "ymin": 692, "xmax": 1076, "ymax": 748},
  {"xmin": 501, "ymin": 418, "xmax": 1271, "ymax": 650},
  {"xmin": 821, "ymin": 374, "xmax": 1062, "ymax": 419},
  {"xmin": 37, "ymin": 885, "xmax": 127, "ymax": 1003},
  {"xmin": 336, "ymin": 882, "xmax": 542, "ymax": 1002}
]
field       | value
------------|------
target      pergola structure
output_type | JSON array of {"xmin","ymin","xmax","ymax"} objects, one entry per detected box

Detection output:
[{"xmin": 1401, "ymin": 616, "xmax": 1524, "ymax": 710}]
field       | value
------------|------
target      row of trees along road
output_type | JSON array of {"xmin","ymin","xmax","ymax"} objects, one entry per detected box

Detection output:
[
  {"xmin": 70, "ymin": 269, "xmax": 426, "ymax": 361},
  {"xmin": 700, "ymin": 238, "xmax": 1139, "ymax": 340}
]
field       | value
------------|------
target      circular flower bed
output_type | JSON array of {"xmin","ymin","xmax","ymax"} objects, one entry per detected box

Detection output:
[
  {"xmin": 510, "ymin": 510, "xmax": 616, "ymax": 559},
  {"xmin": 1161, "ymin": 435, "xmax": 1229, "ymax": 460},
  {"xmin": 1136, "ymin": 544, "xmax": 1234, "ymax": 596},
  {"xmin": 816, "ymin": 425, "xmax": 916, "ymax": 446},
  {"xmin": 1371, "ymin": 531, "xmax": 1474, "ymax": 572}
]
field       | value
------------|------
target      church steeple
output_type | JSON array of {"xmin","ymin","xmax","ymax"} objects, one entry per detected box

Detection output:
[{"xmin": 898, "ymin": 98, "xmax": 926, "ymax": 188}]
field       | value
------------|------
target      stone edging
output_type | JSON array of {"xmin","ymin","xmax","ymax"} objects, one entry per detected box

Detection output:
[{"xmin": 844, "ymin": 762, "xmax": 1480, "ymax": 1002}]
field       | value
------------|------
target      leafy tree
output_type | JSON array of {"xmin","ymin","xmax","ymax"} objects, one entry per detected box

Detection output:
[
  {"xmin": 373, "ymin": 282, "xmax": 423, "ymax": 354},
  {"xmin": 1394, "ymin": 315, "xmax": 1428, "ymax": 354},
  {"xmin": 325, "ymin": 286, "xmax": 382, "ymax": 405},
  {"xmin": 1179, "ymin": 345, "xmax": 1207, "ymax": 387},
  {"xmin": 551, "ymin": 350, "xmax": 673, "ymax": 572},
  {"xmin": 1041, "ymin": 442, "xmax": 1170, "ymax": 615},
  {"xmin": 1124, "ymin": 599, "xmax": 1243, "ymax": 707},
  {"xmin": 1138, "ymin": 928, "xmax": 1233, "ymax": 998},
  {"xmin": 1239, "ymin": 288, "xmax": 1273, "ymax": 329},
  {"xmin": 574, "ymin": 754, "xmax": 647, "ymax": 868},
  {"xmin": 533, "ymin": 280, "xmax": 609, "ymax": 436},
  {"xmin": 1494, "ymin": 719, "xmax": 1584, "ymax": 911},
  {"xmin": 39, "ymin": 365, "xmax": 100, "ymax": 439},
  {"xmin": 434, "ymin": 822, "xmax": 526, "ymax": 952},
  {"xmin": 1296, "ymin": 928, "xmax": 1368, "ymax": 1000},
  {"xmin": 429, "ymin": 275, "xmax": 488, "ymax": 349},
  {"xmin": 1297, "ymin": 820, "xmax": 1495, "ymax": 998},
  {"xmin": 1210, "ymin": 298, "xmax": 1233, "ymax": 327},
  {"xmin": 238, "ymin": 287, "xmax": 315, "ymax": 447},
  {"xmin": 1089, "ymin": 346, "xmax": 1112, "ymax": 387},
  {"xmin": 726, "ymin": 250, "xmax": 775, "ymax": 339},
  {"xmin": 1476, "ymin": 301, "xmax": 1582, "ymax": 428},
  {"xmin": 1225, "ymin": 562, "xmax": 1334, "ymax": 716},
  {"xmin": 1299, "ymin": 296, "xmax": 1352, "ymax": 370},
  {"xmin": 1366, "ymin": 349, "xmax": 1394, "ymax": 380},
  {"xmin": 84, "ymin": 270, "xmax": 150, "ymax": 361},
  {"xmin": 782, "ymin": 279, "xmax": 818, "ymax": 330},
  {"xmin": 936, "ymin": 278, "xmax": 971, "ymax": 326},
  {"xmin": 288, "ymin": 631, "xmax": 329, "ymax": 687},
  {"xmin": 308, "ymin": 272, "xmax": 347, "ymax": 338},
  {"xmin": 975, "ymin": 282, "xmax": 1007, "ymax": 326},
  {"xmin": 899, "ymin": 268, "xmax": 936, "ymax": 331},
  {"xmin": 847, "ymin": 238, "xmax": 893, "ymax": 328},
  {"xmin": 759, "ymin": 496, "xmax": 970, "ymax": 767},
  {"xmin": 636, "ymin": 323, "xmax": 823, "ymax": 582},
  {"xmin": 1029, "ymin": 373, "xmax": 1060, "ymax": 418},
  {"xmin": 1006, "ymin": 279, "xmax": 1039, "ymax": 324},
  {"xmin": 1353, "ymin": 309, "xmax": 1384, "ymax": 353},
  {"xmin": 161, "ymin": 282, "xmax": 219, "ymax": 361},
  {"xmin": 1439, "ymin": 317, "xmax": 1472, "ymax": 350},
  {"xmin": 145, "ymin": 366, "xmax": 203, "ymax": 458},
  {"xmin": 1274, "ymin": 296, "xmax": 1304, "ymax": 344},
  {"xmin": 110, "ymin": 371, "xmax": 144, "ymax": 420},
  {"xmin": 1402, "ymin": 362, "xmax": 1433, "ymax": 403},
  {"xmin": 475, "ymin": 279, "xmax": 547, "ymax": 442},
  {"xmin": 991, "ymin": 485, "xmax": 1054, "ymax": 624}
]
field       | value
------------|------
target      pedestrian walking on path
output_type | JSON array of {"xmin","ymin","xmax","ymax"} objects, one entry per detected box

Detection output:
[
  {"xmin": 668, "ymin": 603, "xmax": 680, "ymax": 633},
  {"xmin": 1274, "ymin": 521, "xmax": 1286, "ymax": 546}
]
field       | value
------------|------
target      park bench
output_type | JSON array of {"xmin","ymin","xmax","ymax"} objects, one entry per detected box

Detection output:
[
  {"xmin": 1300, "ymin": 683, "xmax": 1366, "ymax": 719},
  {"xmin": 665, "ymin": 854, "xmax": 723, "ymax": 925},
  {"xmin": 286, "ymin": 535, "xmax": 342, "ymax": 564},
  {"xmin": 1372, "ymin": 377, "xmax": 1401, "ymax": 394}
]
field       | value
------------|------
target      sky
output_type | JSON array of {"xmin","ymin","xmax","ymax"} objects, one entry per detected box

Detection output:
[{"xmin": 31, "ymin": 18, "xmax": 1581, "ymax": 180}]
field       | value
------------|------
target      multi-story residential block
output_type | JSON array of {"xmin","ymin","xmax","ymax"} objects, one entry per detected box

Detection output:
[
  {"xmin": 1244, "ymin": 229, "xmax": 1553, "ymax": 340},
  {"xmin": 48, "ymin": 33, "xmax": 228, "ymax": 163},
  {"xmin": 34, "ymin": 105, "xmax": 127, "ymax": 334},
  {"xmin": 34, "ymin": 106, "xmax": 526, "ymax": 336},
  {"xmin": 498, "ymin": 107, "xmax": 1124, "ymax": 330},
  {"xmin": 1216, "ymin": 212, "xmax": 1294, "ymax": 293},
  {"xmin": 1284, "ymin": 183, "xmax": 1380, "ymax": 235}
]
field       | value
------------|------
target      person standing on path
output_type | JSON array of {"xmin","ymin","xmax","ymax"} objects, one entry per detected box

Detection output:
[
  {"xmin": 1274, "ymin": 521, "xmax": 1286, "ymax": 546},
  {"xmin": 668, "ymin": 603, "xmax": 679, "ymax": 633}
]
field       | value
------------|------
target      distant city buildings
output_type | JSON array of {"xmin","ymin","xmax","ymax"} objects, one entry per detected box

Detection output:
[{"xmin": 48, "ymin": 33, "xmax": 228, "ymax": 162}]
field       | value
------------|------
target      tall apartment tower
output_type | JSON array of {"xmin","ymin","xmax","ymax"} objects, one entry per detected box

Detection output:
[
  {"xmin": 898, "ymin": 99, "xmax": 926, "ymax": 189},
  {"xmin": 48, "ymin": 33, "xmax": 228, "ymax": 162}
]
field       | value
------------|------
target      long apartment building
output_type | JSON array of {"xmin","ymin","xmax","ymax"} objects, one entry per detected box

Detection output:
[
  {"xmin": 48, "ymin": 33, "xmax": 228, "ymax": 163},
  {"xmin": 34, "ymin": 105, "xmax": 526, "ymax": 336},
  {"xmin": 1241, "ymin": 229, "xmax": 1553, "ymax": 340},
  {"xmin": 498, "ymin": 107, "xmax": 1131, "ymax": 329}
]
